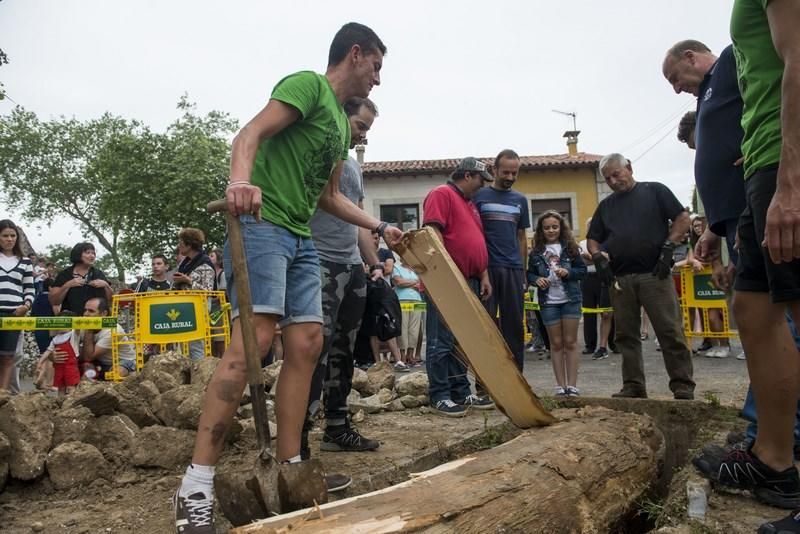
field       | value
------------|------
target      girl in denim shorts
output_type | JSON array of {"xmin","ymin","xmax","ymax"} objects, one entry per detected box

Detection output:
[{"xmin": 527, "ymin": 211, "xmax": 586, "ymax": 397}]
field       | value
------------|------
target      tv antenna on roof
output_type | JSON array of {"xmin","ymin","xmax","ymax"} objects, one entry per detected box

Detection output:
[{"xmin": 552, "ymin": 109, "xmax": 577, "ymax": 131}]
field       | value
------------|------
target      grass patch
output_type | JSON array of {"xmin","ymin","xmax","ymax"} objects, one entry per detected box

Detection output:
[
  {"xmin": 636, "ymin": 496, "xmax": 667, "ymax": 529},
  {"xmin": 474, "ymin": 412, "xmax": 505, "ymax": 450},
  {"xmin": 702, "ymin": 391, "xmax": 721, "ymax": 408}
]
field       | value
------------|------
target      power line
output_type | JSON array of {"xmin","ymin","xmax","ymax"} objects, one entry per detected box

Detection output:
[
  {"xmin": 632, "ymin": 122, "xmax": 680, "ymax": 163},
  {"xmin": 619, "ymin": 100, "xmax": 694, "ymax": 154}
]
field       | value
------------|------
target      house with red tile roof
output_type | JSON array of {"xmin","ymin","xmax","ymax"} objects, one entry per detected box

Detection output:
[{"xmin": 360, "ymin": 134, "xmax": 610, "ymax": 239}]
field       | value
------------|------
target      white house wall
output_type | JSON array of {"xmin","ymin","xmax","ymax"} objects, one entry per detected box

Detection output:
[{"xmin": 362, "ymin": 174, "xmax": 450, "ymax": 224}]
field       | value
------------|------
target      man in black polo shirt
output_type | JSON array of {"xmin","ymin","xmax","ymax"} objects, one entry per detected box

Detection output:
[
  {"xmin": 662, "ymin": 40, "xmax": 746, "ymax": 282},
  {"xmin": 587, "ymin": 153, "xmax": 695, "ymax": 400}
]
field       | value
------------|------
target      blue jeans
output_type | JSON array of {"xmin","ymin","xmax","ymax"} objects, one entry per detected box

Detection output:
[
  {"xmin": 223, "ymin": 216, "xmax": 322, "ymax": 327},
  {"xmin": 424, "ymin": 280, "xmax": 478, "ymax": 403},
  {"xmin": 744, "ymin": 312, "xmax": 800, "ymax": 442}
]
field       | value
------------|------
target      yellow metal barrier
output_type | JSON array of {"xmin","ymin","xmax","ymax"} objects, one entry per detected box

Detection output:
[
  {"xmin": 107, "ymin": 290, "xmax": 231, "ymax": 381},
  {"xmin": 678, "ymin": 266, "xmax": 736, "ymax": 339}
]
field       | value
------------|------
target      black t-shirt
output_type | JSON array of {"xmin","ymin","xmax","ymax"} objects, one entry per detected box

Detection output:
[
  {"xmin": 587, "ymin": 182, "xmax": 685, "ymax": 275},
  {"xmin": 137, "ymin": 278, "xmax": 172, "ymax": 292},
  {"xmin": 52, "ymin": 266, "xmax": 109, "ymax": 314},
  {"xmin": 694, "ymin": 45, "xmax": 747, "ymax": 234}
]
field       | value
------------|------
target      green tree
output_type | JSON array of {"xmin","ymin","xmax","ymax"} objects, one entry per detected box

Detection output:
[
  {"xmin": 42, "ymin": 243, "xmax": 73, "ymax": 270},
  {"xmin": 0, "ymin": 99, "xmax": 236, "ymax": 281},
  {"xmin": 0, "ymin": 46, "xmax": 8, "ymax": 101}
]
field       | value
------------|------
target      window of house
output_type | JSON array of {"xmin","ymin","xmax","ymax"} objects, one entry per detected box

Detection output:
[
  {"xmin": 531, "ymin": 198, "xmax": 572, "ymax": 228},
  {"xmin": 380, "ymin": 203, "xmax": 419, "ymax": 232}
]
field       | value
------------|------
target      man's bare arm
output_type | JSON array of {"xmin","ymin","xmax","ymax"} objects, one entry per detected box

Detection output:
[
  {"xmin": 318, "ymin": 163, "xmax": 403, "ymax": 247},
  {"xmin": 765, "ymin": 0, "xmax": 800, "ymax": 262},
  {"xmin": 587, "ymin": 238, "xmax": 602, "ymax": 256},
  {"xmin": 357, "ymin": 200, "xmax": 380, "ymax": 267},
  {"xmin": 226, "ymin": 100, "xmax": 300, "ymax": 217},
  {"xmin": 668, "ymin": 211, "xmax": 691, "ymax": 244},
  {"xmin": 230, "ymin": 100, "xmax": 300, "ymax": 183}
]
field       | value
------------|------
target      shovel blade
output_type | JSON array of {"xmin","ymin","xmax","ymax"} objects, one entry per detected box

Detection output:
[
  {"xmin": 274, "ymin": 458, "xmax": 328, "ymax": 513},
  {"xmin": 215, "ymin": 452, "xmax": 280, "ymax": 526},
  {"xmin": 215, "ymin": 453, "xmax": 328, "ymax": 525}
]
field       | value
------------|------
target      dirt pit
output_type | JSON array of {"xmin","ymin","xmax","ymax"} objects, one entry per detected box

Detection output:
[
  {"xmin": 0, "ymin": 408, "xmax": 513, "ymax": 534},
  {"xmin": 0, "ymin": 395, "xmax": 790, "ymax": 534}
]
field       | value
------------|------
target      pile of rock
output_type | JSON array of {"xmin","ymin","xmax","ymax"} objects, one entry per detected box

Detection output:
[
  {"xmin": 0, "ymin": 354, "xmax": 430, "ymax": 494},
  {"xmin": 347, "ymin": 361, "xmax": 429, "ymax": 416}
]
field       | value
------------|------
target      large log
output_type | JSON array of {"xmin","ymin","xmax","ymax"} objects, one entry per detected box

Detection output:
[
  {"xmin": 395, "ymin": 227, "xmax": 556, "ymax": 428},
  {"xmin": 233, "ymin": 406, "xmax": 664, "ymax": 534}
]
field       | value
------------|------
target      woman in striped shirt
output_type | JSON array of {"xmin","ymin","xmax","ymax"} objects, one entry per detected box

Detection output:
[{"xmin": 0, "ymin": 220, "xmax": 34, "ymax": 391}]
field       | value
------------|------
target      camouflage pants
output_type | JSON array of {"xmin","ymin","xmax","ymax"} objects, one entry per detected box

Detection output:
[{"xmin": 305, "ymin": 260, "xmax": 367, "ymax": 429}]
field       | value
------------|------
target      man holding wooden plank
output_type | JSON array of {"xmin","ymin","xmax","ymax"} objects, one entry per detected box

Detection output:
[{"xmin": 422, "ymin": 157, "xmax": 496, "ymax": 417}]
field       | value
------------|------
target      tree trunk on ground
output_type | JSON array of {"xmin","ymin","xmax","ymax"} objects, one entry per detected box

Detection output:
[{"xmin": 233, "ymin": 406, "xmax": 664, "ymax": 534}]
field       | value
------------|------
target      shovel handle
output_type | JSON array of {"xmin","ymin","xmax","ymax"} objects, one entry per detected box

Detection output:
[{"xmin": 208, "ymin": 199, "xmax": 272, "ymax": 453}]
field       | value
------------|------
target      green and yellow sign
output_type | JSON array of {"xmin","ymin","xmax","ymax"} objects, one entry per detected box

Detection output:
[
  {"xmin": 692, "ymin": 274, "xmax": 727, "ymax": 301},
  {"xmin": 681, "ymin": 266, "xmax": 729, "ymax": 308},
  {"xmin": 138, "ymin": 293, "xmax": 207, "ymax": 343},
  {"xmin": 149, "ymin": 303, "xmax": 197, "ymax": 335}
]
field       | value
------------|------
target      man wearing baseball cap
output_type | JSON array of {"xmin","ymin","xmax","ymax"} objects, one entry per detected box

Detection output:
[{"xmin": 421, "ymin": 157, "xmax": 495, "ymax": 417}]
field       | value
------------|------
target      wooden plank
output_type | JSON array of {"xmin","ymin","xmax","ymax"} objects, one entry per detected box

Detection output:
[
  {"xmin": 232, "ymin": 407, "xmax": 664, "ymax": 533},
  {"xmin": 395, "ymin": 227, "xmax": 556, "ymax": 427}
]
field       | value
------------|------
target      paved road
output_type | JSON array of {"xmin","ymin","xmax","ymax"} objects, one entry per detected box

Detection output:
[
  {"xmin": 15, "ymin": 323, "xmax": 751, "ymax": 408},
  {"xmin": 521, "ymin": 327, "xmax": 750, "ymax": 406}
]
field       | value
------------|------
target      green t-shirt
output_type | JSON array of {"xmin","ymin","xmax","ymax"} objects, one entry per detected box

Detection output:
[
  {"xmin": 731, "ymin": 0, "xmax": 784, "ymax": 178},
  {"xmin": 252, "ymin": 71, "xmax": 350, "ymax": 237}
]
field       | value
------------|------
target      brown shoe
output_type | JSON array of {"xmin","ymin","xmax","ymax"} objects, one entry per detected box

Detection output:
[
  {"xmin": 611, "ymin": 389, "xmax": 648, "ymax": 399},
  {"xmin": 673, "ymin": 389, "xmax": 695, "ymax": 400}
]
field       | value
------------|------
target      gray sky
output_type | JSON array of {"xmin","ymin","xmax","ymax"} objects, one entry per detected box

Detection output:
[{"xmin": 1, "ymin": 0, "xmax": 733, "ymax": 253}]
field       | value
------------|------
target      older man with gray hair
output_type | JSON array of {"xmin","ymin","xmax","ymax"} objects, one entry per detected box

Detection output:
[{"xmin": 586, "ymin": 153, "xmax": 695, "ymax": 400}]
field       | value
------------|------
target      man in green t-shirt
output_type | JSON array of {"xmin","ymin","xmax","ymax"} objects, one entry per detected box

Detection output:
[
  {"xmin": 690, "ymin": 2, "xmax": 800, "ymax": 529},
  {"xmin": 174, "ymin": 22, "xmax": 402, "ymax": 533}
]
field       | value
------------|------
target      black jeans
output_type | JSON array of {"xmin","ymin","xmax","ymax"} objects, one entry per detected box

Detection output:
[{"xmin": 483, "ymin": 266, "xmax": 526, "ymax": 370}]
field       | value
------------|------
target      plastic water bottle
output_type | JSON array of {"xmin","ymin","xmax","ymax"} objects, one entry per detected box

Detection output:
[{"xmin": 686, "ymin": 479, "xmax": 708, "ymax": 520}]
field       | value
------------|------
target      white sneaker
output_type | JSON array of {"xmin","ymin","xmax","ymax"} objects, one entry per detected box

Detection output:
[
  {"xmin": 736, "ymin": 351, "xmax": 747, "ymax": 360},
  {"xmin": 714, "ymin": 346, "xmax": 731, "ymax": 358},
  {"xmin": 706, "ymin": 347, "xmax": 731, "ymax": 358}
]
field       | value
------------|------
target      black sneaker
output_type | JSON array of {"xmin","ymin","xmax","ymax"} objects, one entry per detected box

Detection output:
[
  {"xmin": 320, "ymin": 426, "xmax": 380, "ymax": 452},
  {"xmin": 692, "ymin": 447, "xmax": 800, "ymax": 509},
  {"xmin": 325, "ymin": 473, "xmax": 352, "ymax": 493},
  {"xmin": 582, "ymin": 347, "xmax": 595, "ymax": 355},
  {"xmin": 592, "ymin": 347, "xmax": 609, "ymax": 360},
  {"xmin": 433, "ymin": 399, "xmax": 467, "ymax": 417},
  {"xmin": 759, "ymin": 510, "xmax": 800, "ymax": 534},
  {"xmin": 456, "ymin": 394, "xmax": 495, "ymax": 410},
  {"xmin": 174, "ymin": 490, "xmax": 214, "ymax": 534},
  {"xmin": 727, "ymin": 431, "xmax": 749, "ymax": 446},
  {"xmin": 611, "ymin": 388, "xmax": 647, "ymax": 399},
  {"xmin": 697, "ymin": 340, "xmax": 712, "ymax": 352},
  {"xmin": 673, "ymin": 389, "xmax": 695, "ymax": 400}
]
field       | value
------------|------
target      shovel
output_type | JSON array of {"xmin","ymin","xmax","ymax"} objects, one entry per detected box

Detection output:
[{"xmin": 207, "ymin": 199, "xmax": 328, "ymax": 526}]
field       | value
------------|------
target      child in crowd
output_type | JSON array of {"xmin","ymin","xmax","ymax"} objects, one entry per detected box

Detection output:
[
  {"xmin": 36, "ymin": 310, "xmax": 81, "ymax": 396},
  {"xmin": 527, "ymin": 210, "xmax": 586, "ymax": 396}
]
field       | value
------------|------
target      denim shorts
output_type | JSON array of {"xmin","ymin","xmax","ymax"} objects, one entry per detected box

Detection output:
[
  {"xmin": 0, "ymin": 311, "xmax": 20, "ymax": 356},
  {"xmin": 539, "ymin": 301, "xmax": 582, "ymax": 326},
  {"xmin": 223, "ymin": 216, "xmax": 323, "ymax": 327}
]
